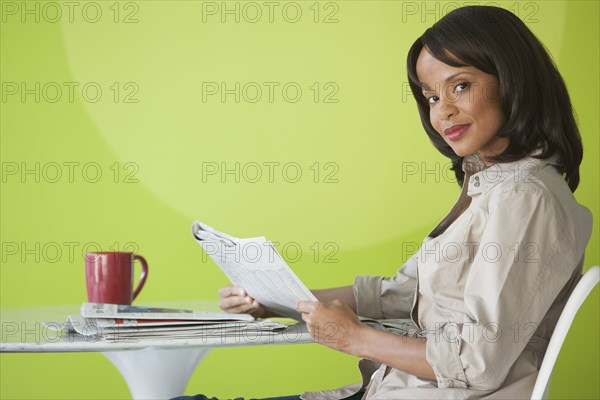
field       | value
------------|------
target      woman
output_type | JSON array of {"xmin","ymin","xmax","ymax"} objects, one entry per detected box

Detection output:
[{"xmin": 177, "ymin": 5, "xmax": 593, "ymax": 400}]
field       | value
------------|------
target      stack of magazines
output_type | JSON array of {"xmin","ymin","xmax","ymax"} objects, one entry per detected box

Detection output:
[{"xmin": 57, "ymin": 303, "xmax": 288, "ymax": 342}]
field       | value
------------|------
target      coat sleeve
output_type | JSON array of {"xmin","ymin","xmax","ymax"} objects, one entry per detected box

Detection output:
[
  {"xmin": 353, "ymin": 251, "xmax": 419, "ymax": 319},
  {"xmin": 425, "ymin": 188, "xmax": 583, "ymax": 391}
]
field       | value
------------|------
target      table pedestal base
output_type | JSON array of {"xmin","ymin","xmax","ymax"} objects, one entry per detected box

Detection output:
[{"xmin": 103, "ymin": 347, "xmax": 210, "ymax": 399}]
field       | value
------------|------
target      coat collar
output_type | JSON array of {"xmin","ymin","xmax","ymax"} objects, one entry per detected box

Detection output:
[{"xmin": 462, "ymin": 150, "xmax": 561, "ymax": 197}]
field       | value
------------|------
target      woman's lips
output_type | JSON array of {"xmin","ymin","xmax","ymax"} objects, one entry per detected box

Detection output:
[{"xmin": 444, "ymin": 124, "xmax": 470, "ymax": 141}]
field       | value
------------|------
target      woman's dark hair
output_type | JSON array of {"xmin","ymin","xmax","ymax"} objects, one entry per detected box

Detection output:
[{"xmin": 406, "ymin": 5, "xmax": 583, "ymax": 192}]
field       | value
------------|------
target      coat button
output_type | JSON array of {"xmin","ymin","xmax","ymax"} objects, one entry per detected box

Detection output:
[{"xmin": 474, "ymin": 176, "xmax": 480, "ymax": 187}]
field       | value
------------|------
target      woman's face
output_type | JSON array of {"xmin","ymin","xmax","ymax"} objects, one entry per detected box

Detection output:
[{"xmin": 415, "ymin": 48, "xmax": 508, "ymax": 158}]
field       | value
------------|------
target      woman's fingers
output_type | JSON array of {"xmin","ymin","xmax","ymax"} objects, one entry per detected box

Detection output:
[
  {"xmin": 218, "ymin": 285, "xmax": 262, "ymax": 314},
  {"xmin": 225, "ymin": 302, "xmax": 262, "ymax": 314},
  {"xmin": 296, "ymin": 301, "xmax": 316, "ymax": 314},
  {"xmin": 220, "ymin": 294, "xmax": 254, "ymax": 309},
  {"xmin": 220, "ymin": 297, "xmax": 262, "ymax": 314},
  {"xmin": 218, "ymin": 285, "xmax": 246, "ymax": 299}
]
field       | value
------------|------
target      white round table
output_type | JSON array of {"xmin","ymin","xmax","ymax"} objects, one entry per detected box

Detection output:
[{"xmin": 0, "ymin": 302, "xmax": 313, "ymax": 399}]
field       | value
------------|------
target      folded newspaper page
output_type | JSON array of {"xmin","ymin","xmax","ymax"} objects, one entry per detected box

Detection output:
[
  {"xmin": 81, "ymin": 302, "xmax": 254, "ymax": 321},
  {"xmin": 192, "ymin": 220, "xmax": 318, "ymax": 320},
  {"xmin": 49, "ymin": 315, "xmax": 287, "ymax": 341}
]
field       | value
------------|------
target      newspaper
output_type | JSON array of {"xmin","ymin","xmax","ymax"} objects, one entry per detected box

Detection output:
[
  {"xmin": 81, "ymin": 302, "xmax": 254, "ymax": 321},
  {"xmin": 44, "ymin": 315, "xmax": 416, "ymax": 342},
  {"xmin": 192, "ymin": 220, "xmax": 318, "ymax": 320},
  {"xmin": 44, "ymin": 313, "xmax": 287, "ymax": 342},
  {"xmin": 61, "ymin": 315, "xmax": 287, "ymax": 341}
]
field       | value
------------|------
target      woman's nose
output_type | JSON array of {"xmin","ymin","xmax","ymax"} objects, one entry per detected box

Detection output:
[{"xmin": 436, "ymin": 95, "xmax": 458, "ymax": 121}]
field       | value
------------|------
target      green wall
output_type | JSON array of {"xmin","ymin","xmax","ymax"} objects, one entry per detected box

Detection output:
[{"xmin": 1, "ymin": 1, "xmax": 598, "ymax": 398}]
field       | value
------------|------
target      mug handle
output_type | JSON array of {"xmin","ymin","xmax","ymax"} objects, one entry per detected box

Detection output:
[{"xmin": 132, "ymin": 255, "xmax": 149, "ymax": 301}]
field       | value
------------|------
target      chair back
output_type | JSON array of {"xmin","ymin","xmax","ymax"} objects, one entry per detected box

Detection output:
[{"xmin": 530, "ymin": 266, "xmax": 600, "ymax": 400}]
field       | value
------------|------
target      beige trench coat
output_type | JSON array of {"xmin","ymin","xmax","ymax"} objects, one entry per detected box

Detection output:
[{"xmin": 301, "ymin": 153, "xmax": 593, "ymax": 400}]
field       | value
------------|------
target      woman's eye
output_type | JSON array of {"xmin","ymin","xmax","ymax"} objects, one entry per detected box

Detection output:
[
  {"xmin": 455, "ymin": 82, "xmax": 469, "ymax": 92},
  {"xmin": 427, "ymin": 95, "xmax": 439, "ymax": 104},
  {"xmin": 424, "ymin": 84, "xmax": 467, "ymax": 104}
]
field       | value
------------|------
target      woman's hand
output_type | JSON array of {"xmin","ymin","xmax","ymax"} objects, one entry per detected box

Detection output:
[
  {"xmin": 296, "ymin": 299, "xmax": 367, "ymax": 355},
  {"xmin": 218, "ymin": 285, "xmax": 267, "ymax": 318},
  {"xmin": 297, "ymin": 299, "xmax": 436, "ymax": 381}
]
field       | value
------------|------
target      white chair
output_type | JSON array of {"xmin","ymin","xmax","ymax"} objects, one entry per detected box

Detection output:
[{"xmin": 530, "ymin": 266, "xmax": 600, "ymax": 400}]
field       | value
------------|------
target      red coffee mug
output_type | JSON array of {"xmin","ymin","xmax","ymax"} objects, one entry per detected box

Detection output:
[{"xmin": 85, "ymin": 252, "xmax": 148, "ymax": 305}]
